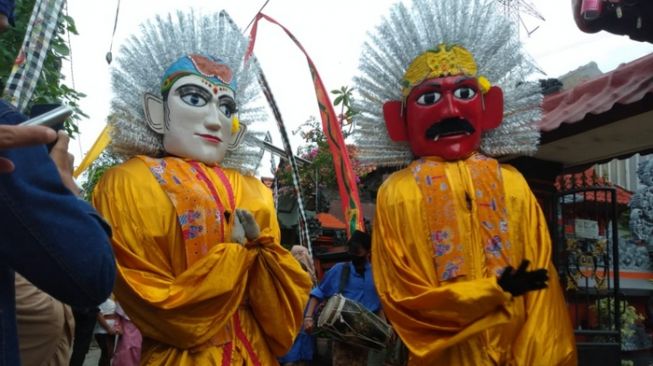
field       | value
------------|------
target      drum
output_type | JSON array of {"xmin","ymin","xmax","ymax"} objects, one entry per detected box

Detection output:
[
  {"xmin": 384, "ymin": 337, "xmax": 409, "ymax": 366},
  {"xmin": 316, "ymin": 294, "xmax": 392, "ymax": 350}
]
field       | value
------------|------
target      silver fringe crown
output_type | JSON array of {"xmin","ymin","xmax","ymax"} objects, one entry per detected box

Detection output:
[
  {"xmin": 352, "ymin": 0, "xmax": 543, "ymax": 167},
  {"xmin": 109, "ymin": 10, "xmax": 267, "ymax": 175}
]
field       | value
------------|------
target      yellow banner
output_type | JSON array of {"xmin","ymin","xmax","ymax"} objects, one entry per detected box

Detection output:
[{"xmin": 73, "ymin": 125, "xmax": 111, "ymax": 178}]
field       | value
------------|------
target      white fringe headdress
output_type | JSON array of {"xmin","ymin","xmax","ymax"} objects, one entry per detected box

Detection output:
[
  {"xmin": 352, "ymin": 0, "xmax": 542, "ymax": 167},
  {"xmin": 109, "ymin": 10, "xmax": 267, "ymax": 175}
]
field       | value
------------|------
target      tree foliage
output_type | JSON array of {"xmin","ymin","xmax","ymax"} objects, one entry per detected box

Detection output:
[
  {"xmin": 0, "ymin": 0, "xmax": 86, "ymax": 135},
  {"xmin": 80, "ymin": 151, "xmax": 121, "ymax": 201},
  {"xmin": 275, "ymin": 86, "xmax": 374, "ymax": 212},
  {"xmin": 331, "ymin": 85, "xmax": 358, "ymax": 131}
]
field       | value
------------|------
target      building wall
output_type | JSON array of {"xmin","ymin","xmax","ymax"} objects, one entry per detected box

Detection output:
[{"xmin": 595, "ymin": 153, "xmax": 653, "ymax": 192}]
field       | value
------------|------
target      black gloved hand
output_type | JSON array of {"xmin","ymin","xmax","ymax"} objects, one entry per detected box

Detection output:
[{"xmin": 497, "ymin": 259, "xmax": 548, "ymax": 297}]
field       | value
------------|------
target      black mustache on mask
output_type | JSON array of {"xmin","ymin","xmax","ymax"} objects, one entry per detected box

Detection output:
[{"xmin": 425, "ymin": 118, "xmax": 476, "ymax": 139}]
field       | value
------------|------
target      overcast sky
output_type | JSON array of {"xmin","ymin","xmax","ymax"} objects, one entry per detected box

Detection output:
[{"xmin": 63, "ymin": 0, "xmax": 653, "ymax": 177}]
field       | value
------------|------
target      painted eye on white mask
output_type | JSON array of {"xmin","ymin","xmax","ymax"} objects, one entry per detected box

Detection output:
[
  {"xmin": 219, "ymin": 96, "xmax": 237, "ymax": 118},
  {"xmin": 176, "ymin": 85, "xmax": 211, "ymax": 107},
  {"xmin": 416, "ymin": 91, "xmax": 441, "ymax": 105},
  {"xmin": 453, "ymin": 87, "xmax": 476, "ymax": 100},
  {"xmin": 181, "ymin": 93, "xmax": 208, "ymax": 107}
]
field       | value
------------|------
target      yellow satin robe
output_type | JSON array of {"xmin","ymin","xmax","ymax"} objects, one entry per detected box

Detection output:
[
  {"xmin": 92, "ymin": 157, "xmax": 311, "ymax": 365},
  {"xmin": 372, "ymin": 158, "xmax": 577, "ymax": 366}
]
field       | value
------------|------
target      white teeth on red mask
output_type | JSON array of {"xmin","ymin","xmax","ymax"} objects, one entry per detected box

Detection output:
[
  {"xmin": 432, "ymin": 135, "xmax": 440, "ymax": 141},
  {"xmin": 464, "ymin": 132, "xmax": 471, "ymax": 136}
]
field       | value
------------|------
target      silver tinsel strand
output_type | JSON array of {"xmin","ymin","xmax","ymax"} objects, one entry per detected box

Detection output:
[
  {"xmin": 352, "ymin": 0, "xmax": 543, "ymax": 167},
  {"xmin": 109, "ymin": 10, "xmax": 267, "ymax": 175}
]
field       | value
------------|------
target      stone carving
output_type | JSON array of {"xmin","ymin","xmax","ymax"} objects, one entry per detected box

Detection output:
[{"xmin": 629, "ymin": 159, "xmax": 653, "ymax": 248}]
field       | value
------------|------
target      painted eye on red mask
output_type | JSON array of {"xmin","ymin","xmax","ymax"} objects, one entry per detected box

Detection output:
[
  {"xmin": 453, "ymin": 87, "xmax": 477, "ymax": 100},
  {"xmin": 416, "ymin": 91, "xmax": 442, "ymax": 105}
]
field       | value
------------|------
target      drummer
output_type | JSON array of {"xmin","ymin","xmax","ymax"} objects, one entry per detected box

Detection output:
[{"xmin": 304, "ymin": 230, "xmax": 384, "ymax": 366}]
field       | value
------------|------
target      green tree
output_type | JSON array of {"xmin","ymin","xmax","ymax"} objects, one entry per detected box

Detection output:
[
  {"xmin": 331, "ymin": 85, "xmax": 358, "ymax": 132},
  {"xmin": 80, "ymin": 151, "xmax": 121, "ymax": 202},
  {"xmin": 275, "ymin": 86, "xmax": 373, "ymax": 212},
  {"xmin": 0, "ymin": 0, "xmax": 86, "ymax": 135}
]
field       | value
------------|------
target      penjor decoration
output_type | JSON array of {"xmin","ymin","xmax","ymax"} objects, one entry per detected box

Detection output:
[{"xmin": 247, "ymin": 13, "xmax": 366, "ymax": 236}]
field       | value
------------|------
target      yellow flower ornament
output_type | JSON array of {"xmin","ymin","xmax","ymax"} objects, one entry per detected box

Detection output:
[{"xmin": 402, "ymin": 44, "xmax": 491, "ymax": 97}]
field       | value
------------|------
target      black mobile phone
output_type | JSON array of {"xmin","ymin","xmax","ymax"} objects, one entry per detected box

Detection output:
[
  {"xmin": 21, "ymin": 104, "xmax": 72, "ymax": 128},
  {"xmin": 22, "ymin": 104, "xmax": 73, "ymax": 151}
]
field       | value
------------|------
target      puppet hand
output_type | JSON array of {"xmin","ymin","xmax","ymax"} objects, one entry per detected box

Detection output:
[
  {"xmin": 498, "ymin": 259, "xmax": 548, "ymax": 297},
  {"xmin": 236, "ymin": 209, "xmax": 260, "ymax": 241},
  {"xmin": 231, "ymin": 211, "xmax": 246, "ymax": 245}
]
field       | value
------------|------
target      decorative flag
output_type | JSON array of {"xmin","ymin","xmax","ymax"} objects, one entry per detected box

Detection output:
[
  {"xmin": 3, "ymin": 0, "xmax": 66, "ymax": 111},
  {"xmin": 246, "ymin": 13, "xmax": 365, "ymax": 236},
  {"xmin": 73, "ymin": 125, "xmax": 111, "ymax": 178}
]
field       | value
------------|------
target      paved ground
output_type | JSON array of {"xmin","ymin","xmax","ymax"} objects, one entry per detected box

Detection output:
[
  {"xmin": 82, "ymin": 340, "xmax": 100, "ymax": 366},
  {"xmin": 80, "ymin": 339, "xmax": 331, "ymax": 365},
  {"xmin": 78, "ymin": 338, "xmax": 383, "ymax": 365}
]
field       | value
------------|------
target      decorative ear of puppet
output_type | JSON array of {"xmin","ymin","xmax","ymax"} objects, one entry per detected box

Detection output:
[
  {"xmin": 228, "ymin": 123, "xmax": 247, "ymax": 151},
  {"xmin": 143, "ymin": 93, "xmax": 165, "ymax": 134},
  {"xmin": 482, "ymin": 86, "xmax": 504, "ymax": 130},
  {"xmin": 383, "ymin": 101, "xmax": 408, "ymax": 142}
]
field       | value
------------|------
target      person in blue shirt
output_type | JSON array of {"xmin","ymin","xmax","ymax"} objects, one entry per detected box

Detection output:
[
  {"xmin": 0, "ymin": 71, "xmax": 116, "ymax": 366},
  {"xmin": 303, "ymin": 230, "xmax": 383, "ymax": 366}
]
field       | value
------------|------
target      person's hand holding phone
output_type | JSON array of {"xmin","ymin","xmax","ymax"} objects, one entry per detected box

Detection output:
[
  {"xmin": 0, "ymin": 124, "xmax": 57, "ymax": 173},
  {"xmin": 49, "ymin": 130, "xmax": 81, "ymax": 196}
]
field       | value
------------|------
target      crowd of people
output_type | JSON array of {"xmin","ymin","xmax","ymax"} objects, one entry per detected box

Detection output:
[{"xmin": 1, "ymin": 0, "xmax": 582, "ymax": 365}]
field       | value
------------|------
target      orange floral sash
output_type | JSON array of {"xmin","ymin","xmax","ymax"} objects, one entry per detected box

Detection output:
[
  {"xmin": 411, "ymin": 154, "xmax": 512, "ymax": 281},
  {"xmin": 138, "ymin": 156, "xmax": 235, "ymax": 267}
]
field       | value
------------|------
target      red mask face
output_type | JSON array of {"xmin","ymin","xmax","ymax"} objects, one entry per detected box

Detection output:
[{"xmin": 383, "ymin": 76, "xmax": 503, "ymax": 160}]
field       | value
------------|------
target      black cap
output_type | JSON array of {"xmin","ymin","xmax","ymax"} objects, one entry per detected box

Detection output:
[{"xmin": 348, "ymin": 230, "xmax": 371, "ymax": 251}]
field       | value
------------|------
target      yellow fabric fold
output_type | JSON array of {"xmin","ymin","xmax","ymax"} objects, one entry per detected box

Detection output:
[
  {"xmin": 92, "ymin": 157, "xmax": 311, "ymax": 365},
  {"xmin": 372, "ymin": 158, "xmax": 577, "ymax": 365}
]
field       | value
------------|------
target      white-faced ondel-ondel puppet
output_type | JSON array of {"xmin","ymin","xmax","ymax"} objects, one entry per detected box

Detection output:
[
  {"xmin": 351, "ymin": 0, "xmax": 577, "ymax": 365},
  {"xmin": 91, "ymin": 12, "xmax": 311, "ymax": 365}
]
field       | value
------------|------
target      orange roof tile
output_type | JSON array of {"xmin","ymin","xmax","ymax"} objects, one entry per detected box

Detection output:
[
  {"xmin": 315, "ymin": 212, "xmax": 346, "ymax": 230},
  {"xmin": 555, "ymin": 167, "xmax": 633, "ymax": 205}
]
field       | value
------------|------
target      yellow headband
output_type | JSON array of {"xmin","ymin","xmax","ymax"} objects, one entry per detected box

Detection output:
[{"xmin": 402, "ymin": 44, "xmax": 491, "ymax": 96}]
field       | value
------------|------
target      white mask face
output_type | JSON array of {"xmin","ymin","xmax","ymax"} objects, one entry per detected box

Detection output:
[{"xmin": 162, "ymin": 75, "xmax": 236, "ymax": 165}]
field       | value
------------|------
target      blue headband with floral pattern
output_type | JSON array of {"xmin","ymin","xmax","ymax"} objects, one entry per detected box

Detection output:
[{"xmin": 160, "ymin": 54, "xmax": 237, "ymax": 97}]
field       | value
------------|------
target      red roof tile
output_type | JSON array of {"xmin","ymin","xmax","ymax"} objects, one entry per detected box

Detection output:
[
  {"xmin": 555, "ymin": 167, "xmax": 633, "ymax": 205},
  {"xmin": 540, "ymin": 52, "xmax": 653, "ymax": 132}
]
